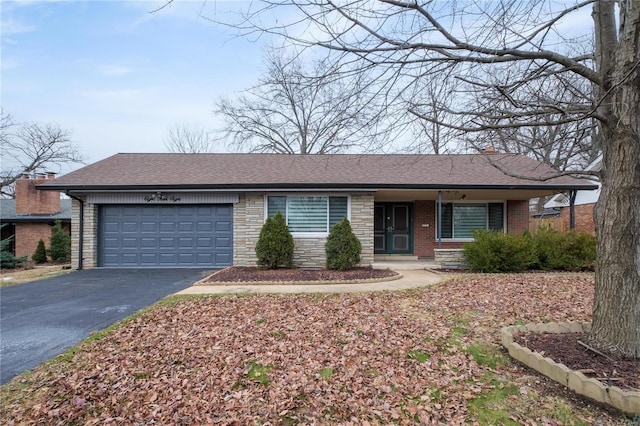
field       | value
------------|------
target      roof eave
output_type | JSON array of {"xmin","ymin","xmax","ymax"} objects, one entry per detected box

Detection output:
[{"xmin": 37, "ymin": 182, "xmax": 600, "ymax": 192}]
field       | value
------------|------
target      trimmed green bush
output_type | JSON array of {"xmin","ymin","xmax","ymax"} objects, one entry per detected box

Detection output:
[
  {"xmin": 32, "ymin": 239, "xmax": 48, "ymax": 264},
  {"xmin": 326, "ymin": 217, "xmax": 362, "ymax": 271},
  {"xmin": 255, "ymin": 211, "xmax": 294, "ymax": 269},
  {"xmin": 0, "ymin": 224, "xmax": 27, "ymax": 269},
  {"xmin": 50, "ymin": 220, "xmax": 71, "ymax": 262},
  {"xmin": 463, "ymin": 230, "xmax": 536, "ymax": 273},
  {"xmin": 533, "ymin": 227, "xmax": 596, "ymax": 271},
  {"xmin": 0, "ymin": 251, "xmax": 27, "ymax": 269}
]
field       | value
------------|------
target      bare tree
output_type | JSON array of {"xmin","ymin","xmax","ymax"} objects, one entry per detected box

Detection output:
[
  {"xmin": 198, "ymin": 0, "xmax": 639, "ymax": 357},
  {"xmin": 164, "ymin": 124, "xmax": 214, "ymax": 153},
  {"xmin": 214, "ymin": 50, "xmax": 387, "ymax": 154},
  {"xmin": 0, "ymin": 110, "xmax": 83, "ymax": 198}
]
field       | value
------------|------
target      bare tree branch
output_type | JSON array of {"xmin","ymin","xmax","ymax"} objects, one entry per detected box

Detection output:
[{"xmin": 0, "ymin": 109, "xmax": 83, "ymax": 197}]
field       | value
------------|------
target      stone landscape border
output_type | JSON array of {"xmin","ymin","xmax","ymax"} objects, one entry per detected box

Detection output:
[
  {"xmin": 193, "ymin": 270, "xmax": 404, "ymax": 286},
  {"xmin": 501, "ymin": 322, "xmax": 640, "ymax": 415}
]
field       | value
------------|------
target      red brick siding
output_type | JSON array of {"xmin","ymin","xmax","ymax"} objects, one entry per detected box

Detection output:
[
  {"xmin": 559, "ymin": 203, "xmax": 596, "ymax": 234},
  {"xmin": 15, "ymin": 175, "xmax": 60, "ymax": 214},
  {"xmin": 507, "ymin": 200, "xmax": 529, "ymax": 234},
  {"xmin": 15, "ymin": 223, "xmax": 53, "ymax": 259}
]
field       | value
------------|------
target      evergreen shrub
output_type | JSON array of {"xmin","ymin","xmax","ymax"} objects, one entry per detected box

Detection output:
[
  {"xmin": 50, "ymin": 220, "xmax": 71, "ymax": 262},
  {"xmin": 255, "ymin": 211, "xmax": 294, "ymax": 269},
  {"xmin": 533, "ymin": 227, "xmax": 596, "ymax": 271},
  {"xmin": 32, "ymin": 239, "xmax": 48, "ymax": 264},
  {"xmin": 463, "ymin": 230, "xmax": 535, "ymax": 273},
  {"xmin": 325, "ymin": 217, "xmax": 362, "ymax": 271}
]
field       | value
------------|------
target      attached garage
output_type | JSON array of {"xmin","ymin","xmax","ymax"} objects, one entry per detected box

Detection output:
[{"xmin": 98, "ymin": 204, "xmax": 233, "ymax": 267}]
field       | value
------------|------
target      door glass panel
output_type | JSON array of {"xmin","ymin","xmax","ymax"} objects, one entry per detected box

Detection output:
[
  {"xmin": 392, "ymin": 235, "xmax": 409, "ymax": 251},
  {"xmin": 393, "ymin": 206, "xmax": 408, "ymax": 231},
  {"xmin": 374, "ymin": 235, "xmax": 385, "ymax": 251},
  {"xmin": 374, "ymin": 206, "xmax": 385, "ymax": 232}
]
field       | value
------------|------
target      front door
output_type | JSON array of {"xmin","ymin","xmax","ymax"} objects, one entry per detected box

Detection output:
[{"xmin": 374, "ymin": 203, "xmax": 413, "ymax": 254}]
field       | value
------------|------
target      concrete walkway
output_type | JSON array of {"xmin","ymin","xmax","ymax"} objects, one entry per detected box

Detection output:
[{"xmin": 175, "ymin": 267, "xmax": 444, "ymax": 295}]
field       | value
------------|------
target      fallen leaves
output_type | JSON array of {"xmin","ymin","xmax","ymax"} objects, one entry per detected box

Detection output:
[{"xmin": 0, "ymin": 272, "xmax": 627, "ymax": 425}]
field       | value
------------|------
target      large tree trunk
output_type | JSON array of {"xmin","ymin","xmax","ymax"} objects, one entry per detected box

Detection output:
[{"xmin": 591, "ymin": 0, "xmax": 640, "ymax": 358}]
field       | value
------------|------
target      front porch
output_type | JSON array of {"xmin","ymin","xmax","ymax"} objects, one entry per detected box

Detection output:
[{"xmin": 372, "ymin": 190, "xmax": 534, "ymax": 260}]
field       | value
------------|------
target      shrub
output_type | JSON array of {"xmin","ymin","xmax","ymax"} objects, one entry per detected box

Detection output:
[
  {"xmin": 32, "ymin": 239, "xmax": 48, "ymax": 264},
  {"xmin": 326, "ymin": 217, "xmax": 362, "ymax": 270},
  {"xmin": 533, "ymin": 227, "xmax": 596, "ymax": 271},
  {"xmin": 0, "ymin": 251, "xmax": 27, "ymax": 269},
  {"xmin": 50, "ymin": 220, "xmax": 71, "ymax": 262},
  {"xmin": 255, "ymin": 211, "xmax": 294, "ymax": 269},
  {"xmin": 463, "ymin": 230, "xmax": 536, "ymax": 273}
]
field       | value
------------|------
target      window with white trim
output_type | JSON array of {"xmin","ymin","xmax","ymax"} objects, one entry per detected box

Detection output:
[
  {"xmin": 440, "ymin": 202, "xmax": 504, "ymax": 239},
  {"xmin": 266, "ymin": 196, "xmax": 349, "ymax": 233}
]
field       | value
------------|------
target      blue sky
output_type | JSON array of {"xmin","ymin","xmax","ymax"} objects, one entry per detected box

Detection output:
[{"xmin": 2, "ymin": 0, "xmax": 267, "ymax": 172}]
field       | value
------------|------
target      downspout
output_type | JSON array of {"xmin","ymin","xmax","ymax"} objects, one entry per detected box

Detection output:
[
  {"xmin": 569, "ymin": 190, "xmax": 577, "ymax": 231},
  {"xmin": 437, "ymin": 190, "xmax": 442, "ymax": 249},
  {"xmin": 66, "ymin": 192, "xmax": 84, "ymax": 270}
]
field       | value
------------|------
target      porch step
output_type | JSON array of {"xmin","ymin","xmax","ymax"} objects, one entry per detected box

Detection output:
[{"xmin": 374, "ymin": 255, "xmax": 419, "ymax": 261}]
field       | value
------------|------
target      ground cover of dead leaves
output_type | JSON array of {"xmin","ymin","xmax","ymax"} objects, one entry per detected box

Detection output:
[{"xmin": 1, "ymin": 273, "xmax": 629, "ymax": 425}]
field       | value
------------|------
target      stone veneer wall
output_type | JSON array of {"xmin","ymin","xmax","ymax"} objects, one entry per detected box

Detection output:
[
  {"xmin": 233, "ymin": 193, "xmax": 374, "ymax": 268},
  {"xmin": 70, "ymin": 198, "xmax": 98, "ymax": 269}
]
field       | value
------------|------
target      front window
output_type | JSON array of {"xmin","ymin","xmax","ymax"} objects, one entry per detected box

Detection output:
[
  {"xmin": 440, "ymin": 202, "xmax": 504, "ymax": 239},
  {"xmin": 267, "ymin": 196, "xmax": 348, "ymax": 233}
]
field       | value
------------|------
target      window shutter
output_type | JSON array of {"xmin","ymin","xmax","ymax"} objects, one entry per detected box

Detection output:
[{"xmin": 488, "ymin": 203, "xmax": 504, "ymax": 231}]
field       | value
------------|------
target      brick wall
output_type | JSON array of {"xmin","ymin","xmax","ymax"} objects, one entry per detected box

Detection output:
[
  {"xmin": 559, "ymin": 203, "xmax": 596, "ymax": 234},
  {"xmin": 15, "ymin": 174, "xmax": 60, "ymax": 214},
  {"xmin": 507, "ymin": 200, "xmax": 530, "ymax": 234},
  {"xmin": 15, "ymin": 223, "xmax": 53, "ymax": 259},
  {"xmin": 233, "ymin": 193, "xmax": 374, "ymax": 268}
]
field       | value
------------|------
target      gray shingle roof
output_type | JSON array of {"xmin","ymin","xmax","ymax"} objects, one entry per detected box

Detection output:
[
  {"xmin": 0, "ymin": 199, "xmax": 72, "ymax": 222},
  {"xmin": 37, "ymin": 153, "xmax": 597, "ymax": 191}
]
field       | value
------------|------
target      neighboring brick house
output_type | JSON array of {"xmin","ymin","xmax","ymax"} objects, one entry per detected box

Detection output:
[
  {"xmin": 544, "ymin": 156, "xmax": 601, "ymax": 234},
  {"xmin": 37, "ymin": 153, "xmax": 597, "ymax": 270},
  {"xmin": 0, "ymin": 174, "xmax": 71, "ymax": 259}
]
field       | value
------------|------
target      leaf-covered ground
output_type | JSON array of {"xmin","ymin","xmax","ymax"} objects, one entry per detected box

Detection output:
[{"xmin": 1, "ymin": 273, "xmax": 629, "ymax": 425}]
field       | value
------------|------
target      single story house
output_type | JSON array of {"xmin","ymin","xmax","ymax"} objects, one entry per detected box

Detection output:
[
  {"xmin": 37, "ymin": 153, "xmax": 597, "ymax": 269},
  {"xmin": 0, "ymin": 173, "xmax": 71, "ymax": 258}
]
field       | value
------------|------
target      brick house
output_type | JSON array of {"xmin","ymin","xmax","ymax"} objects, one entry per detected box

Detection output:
[
  {"xmin": 37, "ymin": 153, "xmax": 597, "ymax": 269},
  {"xmin": 543, "ymin": 156, "xmax": 601, "ymax": 234},
  {"xmin": 0, "ymin": 174, "xmax": 71, "ymax": 259}
]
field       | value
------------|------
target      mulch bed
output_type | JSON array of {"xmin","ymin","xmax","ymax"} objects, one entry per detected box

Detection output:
[
  {"xmin": 202, "ymin": 266, "xmax": 399, "ymax": 283},
  {"xmin": 515, "ymin": 332, "xmax": 640, "ymax": 391}
]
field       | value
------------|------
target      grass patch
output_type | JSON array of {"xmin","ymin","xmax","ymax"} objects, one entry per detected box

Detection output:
[
  {"xmin": 466, "ymin": 343, "xmax": 510, "ymax": 369},
  {"xmin": 407, "ymin": 349, "xmax": 431, "ymax": 363},
  {"xmin": 468, "ymin": 383, "xmax": 519, "ymax": 425},
  {"xmin": 319, "ymin": 367, "xmax": 334, "ymax": 379},
  {"xmin": 272, "ymin": 330, "xmax": 285, "ymax": 338},
  {"xmin": 246, "ymin": 361, "xmax": 271, "ymax": 386}
]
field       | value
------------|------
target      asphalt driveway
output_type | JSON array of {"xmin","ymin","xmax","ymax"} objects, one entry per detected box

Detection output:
[{"xmin": 0, "ymin": 268, "xmax": 212, "ymax": 385}]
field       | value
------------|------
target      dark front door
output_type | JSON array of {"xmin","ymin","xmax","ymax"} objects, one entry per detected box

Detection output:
[{"xmin": 374, "ymin": 203, "xmax": 413, "ymax": 254}]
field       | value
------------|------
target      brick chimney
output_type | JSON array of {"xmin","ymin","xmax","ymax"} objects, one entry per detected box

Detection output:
[{"xmin": 15, "ymin": 173, "xmax": 61, "ymax": 215}]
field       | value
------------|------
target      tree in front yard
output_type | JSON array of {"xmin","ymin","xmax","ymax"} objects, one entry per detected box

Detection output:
[
  {"xmin": 255, "ymin": 211, "xmax": 294, "ymax": 269},
  {"xmin": 32, "ymin": 239, "xmax": 47, "ymax": 264},
  {"xmin": 326, "ymin": 217, "xmax": 361, "ymax": 271},
  {"xmin": 49, "ymin": 220, "xmax": 71, "ymax": 262}
]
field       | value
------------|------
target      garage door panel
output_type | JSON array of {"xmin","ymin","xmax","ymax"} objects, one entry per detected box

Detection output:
[
  {"xmin": 99, "ymin": 204, "xmax": 232, "ymax": 267},
  {"xmin": 215, "ymin": 221, "xmax": 231, "ymax": 232},
  {"xmin": 216, "ymin": 237, "xmax": 231, "ymax": 248}
]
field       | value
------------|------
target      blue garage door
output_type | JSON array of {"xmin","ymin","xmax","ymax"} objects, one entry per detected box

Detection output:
[{"xmin": 99, "ymin": 205, "xmax": 233, "ymax": 267}]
